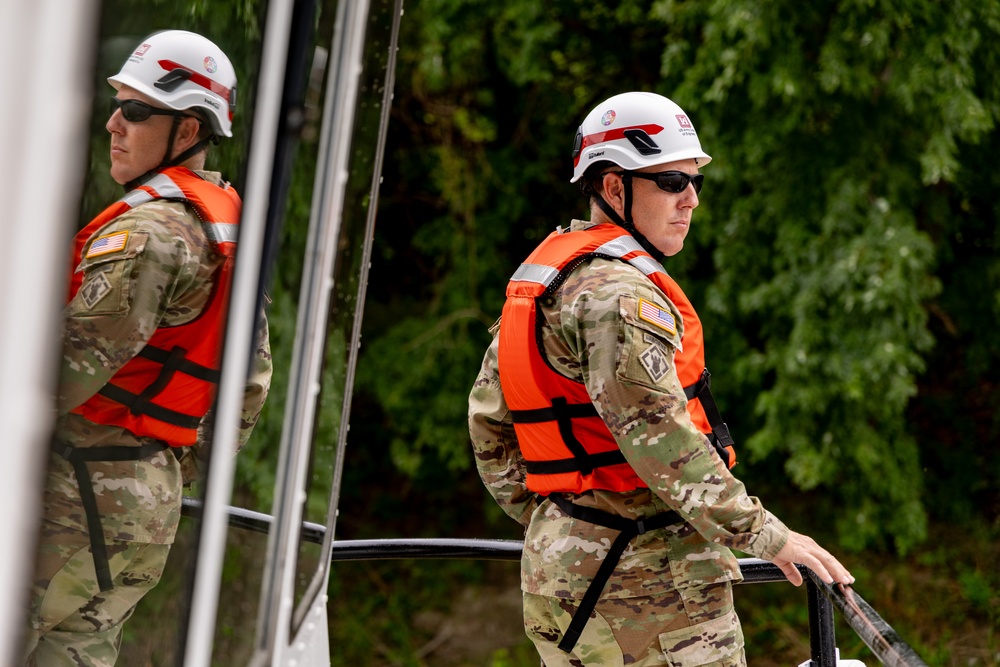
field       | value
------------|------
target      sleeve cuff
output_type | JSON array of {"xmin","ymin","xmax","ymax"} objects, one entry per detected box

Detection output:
[{"xmin": 745, "ymin": 510, "xmax": 790, "ymax": 561}]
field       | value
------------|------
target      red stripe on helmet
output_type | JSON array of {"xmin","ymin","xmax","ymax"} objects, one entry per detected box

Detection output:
[
  {"xmin": 573, "ymin": 123, "xmax": 665, "ymax": 167},
  {"xmin": 157, "ymin": 59, "xmax": 231, "ymax": 103}
]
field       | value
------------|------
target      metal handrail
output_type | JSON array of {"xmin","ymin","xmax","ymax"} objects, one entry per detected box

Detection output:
[
  {"xmin": 181, "ymin": 497, "xmax": 929, "ymax": 667},
  {"xmin": 809, "ymin": 574, "xmax": 929, "ymax": 667}
]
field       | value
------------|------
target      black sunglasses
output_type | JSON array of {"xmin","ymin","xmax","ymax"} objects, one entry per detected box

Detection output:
[
  {"xmin": 627, "ymin": 170, "xmax": 704, "ymax": 194},
  {"xmin": 109, "ymin": 97, "xmax": 187, "ymax": 123}
]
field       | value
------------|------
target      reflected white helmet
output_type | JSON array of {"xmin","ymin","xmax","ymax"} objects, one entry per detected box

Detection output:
[
  {"xmin": 109, "ymin": 30, "xmax": 237, "ymax": 138},
  {"xmin": 571, "ymin": 92, "xmax": 711, "ymax": 183}
]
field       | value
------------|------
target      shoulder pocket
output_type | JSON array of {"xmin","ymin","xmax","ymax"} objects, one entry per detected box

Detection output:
[
  {"xmin": 71, "ymin": 231, "xmax": 149, "ymax": 316},
  {"xmin": 617, "ymin": 294, "xmax": 683, "ymax": 392},
  {"xmin": 620, "ymin": 294, "xmax": 682, "ymax": 349}
]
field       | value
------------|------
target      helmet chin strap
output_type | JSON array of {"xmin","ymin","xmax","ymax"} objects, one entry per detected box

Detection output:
[
  {"xmin": 123, "ymin": 116, "xmax": 211, "ymax": 191},
  {"xmin": 594, "ymin": 172, "xmax": 664, "ymax": 261}
]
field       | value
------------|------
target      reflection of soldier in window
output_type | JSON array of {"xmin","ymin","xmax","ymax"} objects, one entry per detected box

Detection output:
[{"xmin": 24, "ymin": 30, "xmax": 272, "ymax": 666}]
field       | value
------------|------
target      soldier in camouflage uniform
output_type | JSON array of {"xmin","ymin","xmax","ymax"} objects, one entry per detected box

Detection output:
[
  {"xmin": 469, "ymin": 92, "xmax": 853, "ymax": 667},
  {"xmin": 23, "ymin": 31, "xmax": 272, "ymax": 667}
]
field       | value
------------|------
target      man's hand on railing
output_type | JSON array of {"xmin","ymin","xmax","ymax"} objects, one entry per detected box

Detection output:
[{"xmin": 771, "ymin": 530, "xmax": 855, "ymax": 587}]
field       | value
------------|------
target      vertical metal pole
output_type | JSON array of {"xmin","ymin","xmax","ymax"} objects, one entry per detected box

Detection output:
[
  {"xmin": 249, "ymin": 0, "xmax": 372, "ymax": 663},
  {"xmin": 807, "ymin": 578, "xmax": 838, "ymax": 667},
  {"xmin": 0, "ymin": 1, "xmax": 97, "ymax": 664},
  {"xmin": 181, "ymin": 1, "xmax": 294, "ymax": 665}
]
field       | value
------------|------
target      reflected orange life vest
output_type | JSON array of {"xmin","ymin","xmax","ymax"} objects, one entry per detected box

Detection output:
[
  {"xmin": 67, "ymin": 167, "xmax": 241, "ymax": 446},
  {"xmin": 497, "ymin": 223, "xmax": 735, "ymax": 495}
]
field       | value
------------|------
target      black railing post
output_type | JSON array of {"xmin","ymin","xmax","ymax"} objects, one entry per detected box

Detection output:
[{"xmin": 807, "ymin": 576, "xmax": 838, "ymax": 667}]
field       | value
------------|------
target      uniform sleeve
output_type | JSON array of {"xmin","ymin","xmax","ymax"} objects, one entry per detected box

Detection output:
[
  {"xmin": 237, "ymin": 310, "xmax": 272, "ymax": 451},
  {"xmin": 182, "ymin": 310, "xmax": 273, "ymax": 485},
  {"xmin": 555, "ymin": 264, "xmax": 789, "ymax": 560},
  {"xmin": 58, "ymin": 213, "xmax": 201, "ymax": 415},
  {"xmin": 468, "ymin": 322, "xmax": 540, "ymax": 528}
]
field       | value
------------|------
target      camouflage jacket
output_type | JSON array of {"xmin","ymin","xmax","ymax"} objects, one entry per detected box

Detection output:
[
  {"xmin": 49, "ymin": 171, "xmax": 273, "ymax": 544},
  {"xmin": 469, "ymin": 219, "xmax": 789, "ymax": 600}
]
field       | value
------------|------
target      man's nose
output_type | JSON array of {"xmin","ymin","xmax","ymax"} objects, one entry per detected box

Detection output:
[
  {"xmin": 680, "ymin": 183, "xmax": 699, "ymax": 208},
  {"xmin": 106, "ymin": 109, "xmax": 124, "ymax": 133}
]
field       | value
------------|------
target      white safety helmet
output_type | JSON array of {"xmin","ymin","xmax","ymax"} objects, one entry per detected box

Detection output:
[
  {"xmin": 571, "ymin": 92, "xmax": 711, "ymax": 183},
  {"xmin": 108, "ymin": 30, "xmax": 237, "ymax": 138}
]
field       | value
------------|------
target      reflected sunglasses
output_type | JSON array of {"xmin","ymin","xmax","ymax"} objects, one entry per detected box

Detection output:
[
  {"xmin": 109, "ymin": 97, "xmax": 188, "ymax": 123},
  {"xmin": 627, "ymin": 170, "xmax": 704, "ymax": 194}
]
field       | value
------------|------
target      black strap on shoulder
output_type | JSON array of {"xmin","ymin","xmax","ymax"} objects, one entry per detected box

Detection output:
[
  {"xmin": 682, "ymin": 368, "xmax": 736, "ymax": 466},
  {"xmin": 682, "ymin": 368, "xmax": 709, "ymax": 402},
  {"xmin": 511, "ymin": 397, "xmax": 607, "ymax": 476},
  {"xmin": 59, "ymin": 443, "xmax": 167, "ymax": 592},
  {"xmin": 546, "ymin": 494, "xmax": 682, "ymax": 653}
]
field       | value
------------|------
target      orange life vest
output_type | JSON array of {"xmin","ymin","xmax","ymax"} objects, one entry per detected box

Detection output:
[
  {"xmin": 498, "ymin": 223, "xmax": 735, "ymax": 495},
  {"xmin": 67, "ymin": 167, "xmax": 241, "ymax": 446}
]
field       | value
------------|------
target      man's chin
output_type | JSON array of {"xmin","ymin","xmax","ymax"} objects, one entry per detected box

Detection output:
[
  {"xmin": 658, "ymin": 241, "xmax": 684, "ymax": 257},
  {"xmin": 109, "ymin": 165, "xmax": 135, "ymax": 186}
]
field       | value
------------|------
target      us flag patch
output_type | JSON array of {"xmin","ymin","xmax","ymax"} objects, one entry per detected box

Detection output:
[
  {"xmin": 86, "ymin": 231, "xmax": 129, "ymax": 258},
  {"xmin": 638, "ymin": 298, "xmax": 676, "ymax": 335}
]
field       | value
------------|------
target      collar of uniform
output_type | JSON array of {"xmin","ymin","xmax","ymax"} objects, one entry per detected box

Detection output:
[
  {"xmin": 569, "ymin": 218, "xmax": 603, "ymax": 233},
  {"xmin": 192, "ymin": 169, "xmax": 224, "ymax": 187}
]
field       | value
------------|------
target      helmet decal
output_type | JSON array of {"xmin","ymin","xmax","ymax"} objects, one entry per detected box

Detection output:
[
  {"xmin": 623, "ymin": 129, "xmax": 661, "ymax": 156},
  {"xmin": 204, "ymin": 57, "xmax": 218, "ymax": 74},
  {"xmin": 600, "ymin": 110, "xmax": 616, "ymax": 126},
  {"xmin": 675, "ymin": 114, "xmax": 698, "ymax": 137}
]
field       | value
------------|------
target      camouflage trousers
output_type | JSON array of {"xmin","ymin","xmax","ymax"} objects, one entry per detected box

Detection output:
[
  {"xmin": 523, "ymin": 582, "xmax": 745, "ymax": 667},
  {"xmin": 23, "ymin": 521, "xmax": 171, "ymax": 667}
]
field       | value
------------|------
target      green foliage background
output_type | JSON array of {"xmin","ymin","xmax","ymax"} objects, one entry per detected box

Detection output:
[
  {"xmin": 359, "ymin": 0, "xmax": 1000, "ymax": 556},
  {"xmin": 91, "ymin": 0, "xmax": 999, "ymax": 664}
]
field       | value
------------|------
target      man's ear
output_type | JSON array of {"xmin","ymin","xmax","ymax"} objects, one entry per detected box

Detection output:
[
  {"xmin": 602, "ymin": 172, "xmax": 624, "ymax": 207},
  {"xmin": 173, "ymin": 116, "xmax": 204, "ymax": 155}
]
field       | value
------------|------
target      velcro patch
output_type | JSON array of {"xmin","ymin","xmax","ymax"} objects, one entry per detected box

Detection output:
[
  {"xmin": 86, "ymin": 231, "xmax": 129, "ymax": 258},
  {"xmin": 639, "ymin": 344, "xmax": 670, "ymax": 383},
  {"xmin": 637, "ymin": 298, "xmax": 677, "ymax": 335},
  {"xmin": 79, "ymin": 271, "xmax": 113, "ymax": 309},
  {"xmin": 643, "ymin": 331, "xmax": 668, "ymax": 351}
]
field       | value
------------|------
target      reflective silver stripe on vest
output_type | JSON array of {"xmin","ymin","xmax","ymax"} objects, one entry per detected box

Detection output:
[
  {"xmin": 121, "ymin": 189, "xmax": 154, "ymax": 208},
  {"xmin": 145, "ymin": 173, "xmax": 184, "ymax": 199},
  {"xmin": 594, "ymin": 235, "xmax": 644, "ymax": 258},
  {"xmin": 119, "ymin": 174, "xmax": 238, "ymax": 245},
  {"xmin": 203, "ymin": 222, "xmax": 239, "ymax": 245},
  {"xmin": 120, "ymin": 173, "xmax": 183, "ymax": 209},
  {"xmin": 626, "ymin": 254, "xmax": 666, "ymax": 276},
  {"xmin": 513, "ymin": 233, "xmax": 667, "ymax": 286},
  {"xmin": 595, "ymin": 235, "xmax": 666, "ymax": 276},
  {"xmin": 511, "ymin": 263, "xmax": 560, "ymax": 286}
]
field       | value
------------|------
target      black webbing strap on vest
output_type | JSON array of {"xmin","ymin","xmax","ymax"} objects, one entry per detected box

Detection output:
[
  {"xmin": 547, "ymin": 493, "xmax": 682, "ymax": 653},
  {"xmin": 683, "ymin": 368, "xmax": 736, "ymax": 466},
  {"xmin": 58, "ymin": 443, "xmax": 167, "ymax": 591},
  {"xmin": 137, "ymin": 345, "xmax": 221, "ymax": 383},
  {"xmin": 96, "ymin": 346, "xmax": 215, "ymax": 430},
  {"xmin": 512, "ymin": 397, "xmax": 626, "ymax": 476}
]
